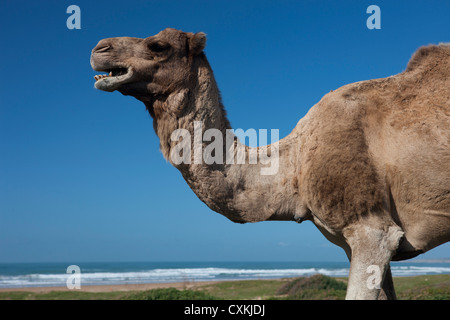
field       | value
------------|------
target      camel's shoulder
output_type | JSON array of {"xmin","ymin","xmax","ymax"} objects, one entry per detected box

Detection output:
[{"xmin": 307, "ymin": 77, "xmax": 391, "ymax": 121}]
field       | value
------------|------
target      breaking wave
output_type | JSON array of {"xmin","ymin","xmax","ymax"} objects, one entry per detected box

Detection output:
[{"xmin": 1, "ymin": 263, "xmax": 449, "ymax": 288}]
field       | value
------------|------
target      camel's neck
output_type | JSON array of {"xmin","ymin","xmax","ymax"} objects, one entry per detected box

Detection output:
[{"xmin": 150, "ymin": 57, "xmax": 301, "ymax": 223}]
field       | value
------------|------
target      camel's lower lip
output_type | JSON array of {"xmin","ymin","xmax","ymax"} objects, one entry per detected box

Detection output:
[{"xmin": 93, "ymin": 67, "xmax": 133, "ymax": 92}]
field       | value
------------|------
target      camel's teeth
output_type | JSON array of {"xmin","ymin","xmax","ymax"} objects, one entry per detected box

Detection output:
[{"xmin": 94, "ymin": 74, "xmax": 111, "ymax": 81}]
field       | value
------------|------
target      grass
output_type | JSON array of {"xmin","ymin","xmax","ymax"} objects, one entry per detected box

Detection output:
[
  {"xmin": 393, "ymin": 274, "xmax": 450, "ymax": 300},
  {"xmin": 198, "ymin": 279, "xmax": 289, "ymax": 300},
  {"xmin": 0, "ymin": 290, "xmax": 127, "ymax": 300},
  {"xmin": 124, "ymin": 287, "xmax": 217, "ymax": 300},
  {"xmin": 0, "ymin": 274, "xmax": 448, "ymax": 300}
]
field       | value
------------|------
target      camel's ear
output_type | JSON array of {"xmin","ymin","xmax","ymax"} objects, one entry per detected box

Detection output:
[{"xmin": 189, "ymin": 32, "xmax": 206, "ymax": 55}]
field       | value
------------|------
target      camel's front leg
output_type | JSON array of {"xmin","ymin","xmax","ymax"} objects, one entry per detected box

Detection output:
[{"xmin": 344, "ymin": 223, "xmax": 403, "ymax": 300}]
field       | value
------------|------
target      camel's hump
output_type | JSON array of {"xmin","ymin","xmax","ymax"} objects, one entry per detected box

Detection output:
[{"xmin": 405, "ymin": 43, "xmax": 450, "ymax": 72}]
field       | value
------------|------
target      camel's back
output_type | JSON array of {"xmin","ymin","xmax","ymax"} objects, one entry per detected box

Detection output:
[
  {"xmin": 363, "ymin": 44, "xmax": 450, "ymax": 206},
  {"xmin": 296, "ymin": 44, "xmax": 450, "ymax": 239},
  {"xmin": 381, "ymin": 44, "xmax": 450, "ymax": 134},
  {"xmin": 342, "ymin": 44, "xmax": 450, "ymax": 251},
  {"xmin": 326, "ymin": 44, "xmax": 450, "ymax": 185},
  {"xmin": 405, "ymin": 43, "xmax": 450, "ymax": 73}
]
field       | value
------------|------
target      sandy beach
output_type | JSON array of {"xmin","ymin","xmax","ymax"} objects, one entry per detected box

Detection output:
[{"xmin": 0, "ymin": 281, "xmax": 222, "ymax": 294}]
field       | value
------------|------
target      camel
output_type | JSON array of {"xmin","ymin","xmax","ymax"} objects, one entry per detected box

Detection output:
[{"xmin": 90, "ymin": 28, "xmax": 450, "ymax": 300}]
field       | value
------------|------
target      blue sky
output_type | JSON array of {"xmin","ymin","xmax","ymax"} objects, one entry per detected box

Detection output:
[{"xmin": 0, "ymin": 0, "xmax": 449, "ymax": 263}]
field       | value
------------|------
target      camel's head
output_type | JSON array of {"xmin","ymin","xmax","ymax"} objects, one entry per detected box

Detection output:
[{"xmin": 90, "ymin": 28, "xmax": 206, "ymax": 107}]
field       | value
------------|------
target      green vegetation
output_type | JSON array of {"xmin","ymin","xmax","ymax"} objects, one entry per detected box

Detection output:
[
  {"xmin": 275, "ymin": 274, "xmax": 347, "ymax": 300},
  {"xmin": 198, "ymin": 279, "xmax": 288, "ymax": 300},
  {"xmin": 0, "ymin": 290, "xmax": 126, "ymax": 300},
  {"xmin": 124, "ymin": 287, "xmax": 217, "ymax": 300},
  {"xmin": 0, "ymin": 274, "xmax": 448, "ymax": 300},
  {"xmin": 393, "ymin": 274, "xmax": 450, "ymax": 300}
]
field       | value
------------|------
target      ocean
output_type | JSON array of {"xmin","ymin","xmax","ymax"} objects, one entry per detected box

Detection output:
[{"xmin": 1, "ymin": 261, "xmax": 449, "ymax": 288}]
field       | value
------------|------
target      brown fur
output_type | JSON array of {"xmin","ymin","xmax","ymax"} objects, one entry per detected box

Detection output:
[{"xmin": 91, "ymin": 29, "xmax": 450, "ymax": 299}]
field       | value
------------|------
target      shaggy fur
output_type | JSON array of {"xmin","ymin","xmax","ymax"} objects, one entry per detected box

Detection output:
[{"xmin": 91, "ymin": 28, "xmax": 450, "ymax": 299}]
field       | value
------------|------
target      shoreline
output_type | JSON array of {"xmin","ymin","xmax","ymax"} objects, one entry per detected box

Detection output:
[
  {"xmin": 0, "ymin": 280, "xmax": 228, "ymax": 293},
  {"xmin": 1, "ymin": 272, "xmax": 448, "ymax": 294}
]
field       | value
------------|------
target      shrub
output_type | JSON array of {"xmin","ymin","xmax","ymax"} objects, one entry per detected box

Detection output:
[{"xmin": 277, "ymin": 274, "xmax": 347, "ymax": 300}]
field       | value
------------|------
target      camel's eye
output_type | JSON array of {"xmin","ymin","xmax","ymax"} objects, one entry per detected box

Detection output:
[{"xmin": 148, "ymin": 41, "xmax": 170, "ymax": 53}]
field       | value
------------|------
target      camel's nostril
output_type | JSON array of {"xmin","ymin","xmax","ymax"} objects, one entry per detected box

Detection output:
[{"xmin": 95, "ymin": 45, "xmax": 111, "ymax": 53}]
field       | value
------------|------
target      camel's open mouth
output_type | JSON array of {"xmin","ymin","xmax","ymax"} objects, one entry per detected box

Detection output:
[{"xmin": 93, "ymin": 67, "xmax": 133, "ymax": 92}]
